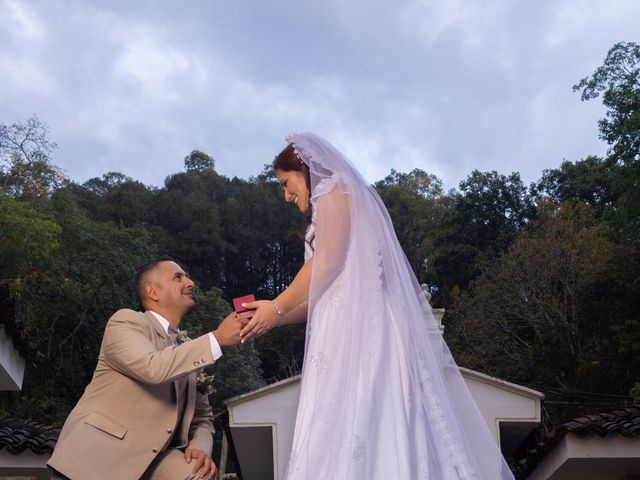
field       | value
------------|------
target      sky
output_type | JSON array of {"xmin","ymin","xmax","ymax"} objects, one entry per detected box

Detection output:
[{"xmin": 1, "ymin": 0, "xmax": 638, "ymax": 190}]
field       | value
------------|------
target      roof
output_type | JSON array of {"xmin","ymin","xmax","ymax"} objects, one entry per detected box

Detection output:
[
  {"xmin": 225, "ymin": 374, "xmax": 301, "ymax": 407},
  {"xmin": 514, "ymin": 404, "xmax": 640, "ymax": 479},
  {"xmin": 459, "ymin": 367, "xmax": 544, "ymax": 400},
  {"xmin": 225, "ymin": 367, "xmax": 544, "ymax": 407},
  {"xmin": 0, "ymin": 417, "xmax": 60, "ymax": 455},
  {"xmin": 0, "ymin": 282, "xmax": 41, "ymax": 363}
]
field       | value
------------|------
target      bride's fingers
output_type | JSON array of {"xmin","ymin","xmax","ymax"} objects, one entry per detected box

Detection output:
[
  {"xmin": 240, "ymin": 318, "xmax": 258, "ymax": 337},
  {"xmin": 246, "ymin": 320, "xmax": 269, "ymax": 341}
]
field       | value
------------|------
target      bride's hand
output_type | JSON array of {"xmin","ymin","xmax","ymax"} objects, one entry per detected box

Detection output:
[{"xmin": 239, "ymin": 300, "xmax": 281, "ymax": 342}]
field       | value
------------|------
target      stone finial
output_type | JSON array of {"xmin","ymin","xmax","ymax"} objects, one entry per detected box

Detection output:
[{"xmin": 421, "ymin": 283, "xmax": 432, "ymax": 304}]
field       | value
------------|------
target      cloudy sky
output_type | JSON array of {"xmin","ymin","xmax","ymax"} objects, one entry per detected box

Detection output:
[{"xmin": 1, "ymin": 0, "xmax": 638, "ymax": 190}]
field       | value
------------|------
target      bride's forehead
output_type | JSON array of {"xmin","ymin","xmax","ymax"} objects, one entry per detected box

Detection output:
[{"xmin": 276, "ymin": 170, "xmax": 296, "ymax": 181}]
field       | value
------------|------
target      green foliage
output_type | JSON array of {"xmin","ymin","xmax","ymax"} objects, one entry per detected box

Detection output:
[
  {"xmin": 573, "ymin": 41, "xmax": 640, "ymax": 162},
  {"xmin": 154, "ymin": 169, "xmax": 225, "ymax": 290},
  {"xmin": 184, "ymin": 150, "xmax": 216, "ymax": 172},
  {"xmin": 630, "ymin": 383, "xmax": 640, "ymax": 402},
  {"xmin": 0, "ymin": 116, "xmax": 66, "ymax": 204},
  {"xmin": 572, "ymin": 43, "xmax": 640, "ymax": 241},
  {"xmin": 0, "ymin": 194, "xmax": 61, "ymax": 279},
  {"xmin": 446, "ymin": 200, "xmax": 639, "ymax": 402},
  {"xmin": 374, "ymin": 169, "xmax": 446, "ymax": 285},
  {"xmin": 535, "ymin": 156, "xmax": 617, "ymax": 215},
  {"xmin": 73, "ymin": 172, "xmax": 157, "ymax": 227},
  {"xmin": 431, "ymin": 170, "xmax": 535, "ymax": 305}
]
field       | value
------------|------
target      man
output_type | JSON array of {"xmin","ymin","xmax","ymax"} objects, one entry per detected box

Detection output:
[{"xmin": 48, "ymin": 256, "xmax": 246, "ymax": 480}]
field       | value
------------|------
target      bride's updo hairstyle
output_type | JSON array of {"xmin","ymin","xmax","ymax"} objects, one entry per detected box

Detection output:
[{"xmin": 273, "ymin": 142, "xmax": 313, "ymax": 223}]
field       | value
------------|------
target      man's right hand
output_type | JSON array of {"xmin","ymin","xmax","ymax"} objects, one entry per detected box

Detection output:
[{"xmin": 212, "ymin": 312, "xmax": 249, "ymax": 347}]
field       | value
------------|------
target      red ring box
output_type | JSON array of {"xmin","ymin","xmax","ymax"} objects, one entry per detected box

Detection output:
[{"xmin": 232, "ymin": 294, "xmax": 256, "ymax": 319}]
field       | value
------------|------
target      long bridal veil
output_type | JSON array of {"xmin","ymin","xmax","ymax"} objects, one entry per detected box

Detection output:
[{"xmin": 285, "ymin": 132, "xmax": 515, "ymax": 480}]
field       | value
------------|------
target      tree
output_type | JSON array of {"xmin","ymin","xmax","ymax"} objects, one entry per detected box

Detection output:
[
  {"xmin": 431, "ymin": 170, "xmax": 535, "ymax": 306},
  {"xmin": 446, "ymin": 200, "xmax": 640, "ymax": 402},
  {"xmin": 184, "ymin": 150, "xmax": 215, "ymax": 172},
  {"xmin": 573, "ymin": 41, "xmax": 640, "ymax": 162},
  {"xmin": 0, "ymin": 116, "xmax": 66, "ymax": 204},
  {"xmin": 0, "ymin": 116, "xmax": 57, "ymax": 164},
  {"xmin": 534, "ymin": 156, "xmax": 617, "ymax": 216},
  {"xmin": 0, "ymin": 194, "xmax": 61, "ymax": 280},
  {"xmin": 573, "ymin": 42, "xmax": 640, "ymax": 239},
  {"xmin": 374, "ymin": 169, "xmax": 447, "ymax": 285},
  {"xmin": 155, "ymin": 168, "xmax": 225, "ymax": 290}
]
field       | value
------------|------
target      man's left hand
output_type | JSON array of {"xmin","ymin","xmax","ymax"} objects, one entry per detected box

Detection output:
[{"xmin": 185, "ymin": 448, "xmax": 218, "ymax": 480}]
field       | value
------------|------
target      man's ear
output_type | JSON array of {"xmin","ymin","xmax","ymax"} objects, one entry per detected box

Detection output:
[{"xmin": 145, "ymin": 282, "xmax": 160, "ymax": 303}]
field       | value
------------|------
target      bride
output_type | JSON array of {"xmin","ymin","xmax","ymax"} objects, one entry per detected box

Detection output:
[{"xmin": 240, "ymin": 133, "xmax": 515, "ymax": 479}]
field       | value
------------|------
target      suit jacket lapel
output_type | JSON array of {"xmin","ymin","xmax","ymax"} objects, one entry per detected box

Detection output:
[{"xmin": 143, "ymin": 310, "xmax": 172, "ymax": 345}]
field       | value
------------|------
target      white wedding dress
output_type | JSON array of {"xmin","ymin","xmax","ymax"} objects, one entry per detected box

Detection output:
[{"xmin": 284, "ymin": 133, "xmax": 515, "ymax": 480}]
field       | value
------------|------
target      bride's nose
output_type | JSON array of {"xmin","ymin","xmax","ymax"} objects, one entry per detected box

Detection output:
[{"xmin": 285, "ymin": 191, "xmax": 294, "ymax": 202}]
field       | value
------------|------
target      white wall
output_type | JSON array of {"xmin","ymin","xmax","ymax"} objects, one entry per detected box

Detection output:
[
  {"xmin": 227, "ymin": 379, "xmax": 301, "ymax": 480},
  {"xmin": 0, "ymin": 325, "xmax": 25, "ymax": 391}
]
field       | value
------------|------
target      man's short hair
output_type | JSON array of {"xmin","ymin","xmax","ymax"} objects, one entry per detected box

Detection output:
[{"xmin": 135, "ymin": 255, "xmax": 178, "ymax": 309}]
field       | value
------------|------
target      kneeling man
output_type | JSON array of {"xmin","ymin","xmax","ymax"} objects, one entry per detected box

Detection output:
[{"xmin": 49, "ymin": 256, "xmax": 245, "ymax": 480}]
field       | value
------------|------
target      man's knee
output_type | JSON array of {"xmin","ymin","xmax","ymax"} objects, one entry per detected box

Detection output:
[{"xmin": 143, "ymin": 448, "xmax": 200, "ymax": 480}]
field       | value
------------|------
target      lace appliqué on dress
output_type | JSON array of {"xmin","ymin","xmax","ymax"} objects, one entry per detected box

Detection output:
[
  {"xmin": 310, "ymin": 352, "xmax": 329, "ymax": 385},
  {"xmin": 351, "ymin": 434, "xmax": 366, "ymax": 461},
  {"xmin": 417, "ymin": 357, "xmax": 477, "ymax": 480},
  {"xmin": 314, "ymin": 251, "xmax": 351, "ymax": 316},
  {"xmin": 417, "ymin": 459, "xmax": 429, "ymax": 480}
]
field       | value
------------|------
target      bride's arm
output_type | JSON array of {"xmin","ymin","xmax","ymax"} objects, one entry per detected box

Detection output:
[
  {"xmin": 278, "ymin": 300, "xmax": 308, "ymax": 325},
  {"xmin": 308, "ymin": 185, "xmax": 350, "ymax": 295}
]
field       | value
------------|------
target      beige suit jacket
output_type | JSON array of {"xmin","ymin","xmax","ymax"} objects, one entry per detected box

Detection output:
[{"xmin": 48, "ymin": 309, "xmax": 216, "ymax": 480}]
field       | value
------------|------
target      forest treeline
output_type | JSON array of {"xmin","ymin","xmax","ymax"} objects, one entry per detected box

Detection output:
[{"xmin": 1, "ymin": 42, "xmax": 639, "ymax": 430}]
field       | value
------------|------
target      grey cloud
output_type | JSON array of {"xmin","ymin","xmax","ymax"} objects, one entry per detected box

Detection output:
[{"xmin": 0, "ymin": 0, "xmax": 636, "ymax": 191}]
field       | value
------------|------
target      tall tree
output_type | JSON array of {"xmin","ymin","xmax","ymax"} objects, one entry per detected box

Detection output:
[
  {"xmin": 573, "ymin": 42, "xmax": 640, "ymax": 240},
  {"xmin": 155, "ymin": 165, "xmax": 225, "ymax": 290},
  {"xmin": 534, "ymin": 156, "xmax": 617, "ymax": 216},
  {"xmin": 446, "ymin": 200, "xmax": 639, "ymax": 401},
  {"xmin": 184, "ymin": 150, "xmax": 216, "ymax": 172},
  {"xmin": 573, "ymin": 41, "xmax": 640, "ymax": 162},
  {"xmin": 0, "ymin": 193, "xmax": 61, "ymax": 280},
  {"xmin": 0, "ymin": 116, "xmax": 66, "ymax": 204},
  {"xmin": 374, "ymin": 169, "xmax": 447, "ymax": 286},
  {"xmin": 431, "ymin": 170, "xmax": 535, "ymax": 306}
]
